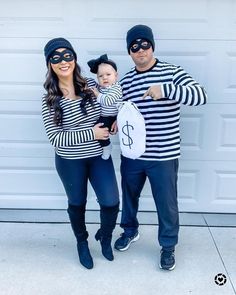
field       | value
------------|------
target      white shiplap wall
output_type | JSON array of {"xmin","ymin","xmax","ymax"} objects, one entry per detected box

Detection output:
[{"xmin": 0, "ymin": 0, "xmax": 236, "ymax": 212}]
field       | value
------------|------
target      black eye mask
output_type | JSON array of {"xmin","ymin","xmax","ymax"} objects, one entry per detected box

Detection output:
[
  {"xmin": 49, "ymin": 49, "xmax": 75, "ymax": 64},
  {"xmin": 130, "ymin": 39, "xmax": 152, "ymax": 53}
]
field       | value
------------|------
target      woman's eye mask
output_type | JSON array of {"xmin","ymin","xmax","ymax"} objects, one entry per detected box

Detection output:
[{"xmin": 50, "ymin": 49, "xmax": 75, "ymax": 64}]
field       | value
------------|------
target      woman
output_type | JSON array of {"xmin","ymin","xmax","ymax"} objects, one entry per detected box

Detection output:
[{"xmin": 42, "ymin": 37, "xmax": 119, "ymax": 269}]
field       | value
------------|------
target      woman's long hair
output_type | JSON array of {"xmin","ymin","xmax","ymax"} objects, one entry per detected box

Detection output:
[{"xmin": 43, "ymin": 63, "xmax": 94, "ymax": 126}]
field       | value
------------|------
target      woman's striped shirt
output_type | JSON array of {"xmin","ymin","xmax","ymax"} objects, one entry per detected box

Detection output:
[
  {"xmin": 120, "ymin": 59, "xmax": 207, "ymax": 161},
  {"xmin": 42, "ymin": 86, "xmax": 103, "ymax": 159}
]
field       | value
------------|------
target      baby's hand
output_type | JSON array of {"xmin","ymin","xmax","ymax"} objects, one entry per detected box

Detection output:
[
  {"xmin": 91, "ymin": 87, "xmax": 99, "ymax": 98},
  {"xmin": 110, "ymin": 121, "xmax": 118, "ymax": 135}
]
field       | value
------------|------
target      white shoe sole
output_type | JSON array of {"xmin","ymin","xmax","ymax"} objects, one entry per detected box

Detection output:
[
  {"xmin": 159, "ymin": 263, "xmax": 176, "ymax": 271},
  {"xmin": 116, "ymin": 233, "xmax": 140, "ymax": 252}
]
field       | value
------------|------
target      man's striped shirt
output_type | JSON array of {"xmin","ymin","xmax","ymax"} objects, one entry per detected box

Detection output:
[{"xmin": 120, "ymin": 59, "xmax": 207, "ymax": 161}]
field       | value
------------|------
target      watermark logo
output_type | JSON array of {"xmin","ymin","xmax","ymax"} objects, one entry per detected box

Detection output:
[{"xmin": 214, "ymin": 273, "xmax": 227, "ymax": 286}]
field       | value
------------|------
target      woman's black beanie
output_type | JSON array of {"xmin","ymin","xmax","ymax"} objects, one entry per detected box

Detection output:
[
  {"xmin": 126, "ymin": 24, "xmax": 155, "ymax": 53},
  {"xmin": 44, "ymin": 37, "xmax": 77, "ymax": 65}
]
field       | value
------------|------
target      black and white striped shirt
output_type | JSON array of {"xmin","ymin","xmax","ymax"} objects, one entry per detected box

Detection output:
[
  {"xmin": 42, "ymin": 83, "xmax": 102, "ymax": 159},
  {"xmin": 97, "ymin": 82, "xmax": 123, "ymax": 116},
  {"xmin": 120, "ymin": 59, "xmax": 207, "ymax": 161},
  {"xmin": 86, "ymin": 78, "xmax": 122, "ymax": 117}
]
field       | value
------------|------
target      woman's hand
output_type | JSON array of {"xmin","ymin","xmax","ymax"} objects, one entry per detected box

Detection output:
[
  {"xmin": 93, "ymin": 123, "xmax": 109, "ymax": 140},
  {"xmin": 110, "ymin": 120, "xmax": 118, "ymax": 135}
]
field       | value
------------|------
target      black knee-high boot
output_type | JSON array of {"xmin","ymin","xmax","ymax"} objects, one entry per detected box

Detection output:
[
  {"xmin": 95, "ymin": 203, "xmax": 119, "ymax": 261},
  {"xmin": 67, "ymin": 203, "xmax": 93, "ymax": 269}
]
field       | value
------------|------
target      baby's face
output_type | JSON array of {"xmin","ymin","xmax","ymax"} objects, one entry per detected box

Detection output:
[{"xmin": 97, "ymin": 63, "xmax": 118, "ymax": 87}]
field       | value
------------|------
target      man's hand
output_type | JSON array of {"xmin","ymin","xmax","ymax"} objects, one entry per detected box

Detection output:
[{"xmin": 143, "ymin": 85, "xmax": 163, "ymax": 100}]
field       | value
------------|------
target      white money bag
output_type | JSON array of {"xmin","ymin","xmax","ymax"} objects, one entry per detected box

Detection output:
[{"xmin": 117, "ymin": 101, "xmax": 146, "ymax": 159}]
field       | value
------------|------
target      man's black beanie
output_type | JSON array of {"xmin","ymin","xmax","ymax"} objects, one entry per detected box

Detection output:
[
  {"xmin": 44, "ymin": 37, "xmax": 77, "ymax": 66},
  {"xmin": 126, "ymin": 24, "xmax": 155, "ymax": 53}
]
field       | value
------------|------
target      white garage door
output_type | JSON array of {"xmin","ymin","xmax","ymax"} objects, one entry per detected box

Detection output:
[{"xmin": 0, "ymin": 0, "xmax": 235, "ymax": 212}]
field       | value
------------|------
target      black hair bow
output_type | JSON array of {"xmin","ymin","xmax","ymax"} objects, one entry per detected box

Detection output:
[{"xmin": 87, "ymin": 54, "xmax": 109, "ymax": 74}]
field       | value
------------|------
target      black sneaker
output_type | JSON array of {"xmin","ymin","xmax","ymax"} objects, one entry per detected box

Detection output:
[
  {"xmin": 114, "ymin": 232, "xmax": 140, "ymax": 251},
  {"xmin": 159, "ymin": 249, "xmax": 175, "ymax": 271}
]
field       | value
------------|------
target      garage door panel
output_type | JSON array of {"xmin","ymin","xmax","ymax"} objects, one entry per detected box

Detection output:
[
  {"xmin": 0, "ymin": 1, "xmax": 235, "ymax": 41},
  {"xmin": 179, "ymin": 160, "xmax": 236, "ymax": 213},
  {"xmin": 0, "ymin": 114, "xmax": 46, "ymax": 142},
  {"xmin": 80, "ymin": 0, "xmax": 210, "ymax": 39},
  {"xmin": 0, "ymin": 170, "xmax": 63, "ymax": 195},
  {"xmin": 210, "ymin": 163, "xmax": 236, "ymax": 212},
  {"xmin": 219, "ymin": 115, "xmax": 236, "ymax": 148},
  {"xmin": 0, "ymin": 85, "xmax": 42, "ymax": 102},
  {"xmin": 0, "ymin": 53, "xmax": 45, "ymax": 83},
  {"xmin": 226, "ymin": 53, "xmax": 236, "ymax": 94},
  {"xmin": 0, "ymin": 142, "xmax": 53, "ymax": 168},
  {"xmin": 180, "ymin": 104, "xmax": 236, "ymax": 161},
  {"xmin": 180, "ymin": 114, "xmax": 204, "ymax": 152},
  {"xmin": 0, "ymin": 100, "xmax": 41, "ymax": 114},
  {"xmin": 215, "ymin": 171, "xmax": 236, "ymax": 201},
  {"xmin": 0, "ymin": 1, "xmax": 65, "ymax": 38},
  {"xmin": 178, "ymin": 169, "xmax": 201, "ymax": 202},
  {"xmin": 212, "ymin": 48, "xmax": 236, "ymax": 103},
  {"xmin": 178, "ymin": 161, "xmax": 207, "ymax": 212},
  {"xmin": 180, "ymin": 106, "xmax": 208, "ymax": 160},
  {"xmin": 0, "ymin": 156, "xmax": 53, "ymax": 170},
  {"xmin": 1, "ymin": 85, "xmax": 43, "ymax": 102},
  {"xmin": 68, "ymin": 0, "xmax": 235, "ymax": 40},
  {"xmin": 68, "ymin": 0, "xmax": 205, "ymax": 38},
  {"xmin": 0, "ymin": 195, "xmax": 66, "ymax": 209},
  {"xmin": 0, "ymin": 1, "xmax": 63, "ymax": 18}
]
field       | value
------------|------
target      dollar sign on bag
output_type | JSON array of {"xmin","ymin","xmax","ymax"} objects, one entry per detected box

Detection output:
[{"xmin": 122, "ymin": 121, "xmax": 134, "ymax": 149}]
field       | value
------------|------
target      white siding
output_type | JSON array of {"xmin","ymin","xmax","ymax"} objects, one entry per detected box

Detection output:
[{"xmin": 0, "ymin": 0, "xmax": 235, "ymax": 212}]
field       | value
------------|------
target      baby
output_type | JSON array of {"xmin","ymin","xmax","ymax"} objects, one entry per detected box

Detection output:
[{"xmin": 87, "ymin": 54, "xmax": 122, "ymax": 159}]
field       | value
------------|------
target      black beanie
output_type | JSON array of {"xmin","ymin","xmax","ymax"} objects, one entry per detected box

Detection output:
[
  {"xmin": 126, "ymin": 24, "xmax": 155, "ymax": 53},
  {"xmin": 44, "ymin": 37, "xmax": 77, "ymax": 66}
]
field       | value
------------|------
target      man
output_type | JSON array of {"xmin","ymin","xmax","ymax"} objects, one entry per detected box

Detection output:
[{"xmin": 114, "ymin": 24, "xmax": 207, "ymax": 270}]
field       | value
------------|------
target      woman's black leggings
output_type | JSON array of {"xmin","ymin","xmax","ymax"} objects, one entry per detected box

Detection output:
[{"xmin": 55, "ymin": 154, "xmax": 119, "ymax": 206}]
